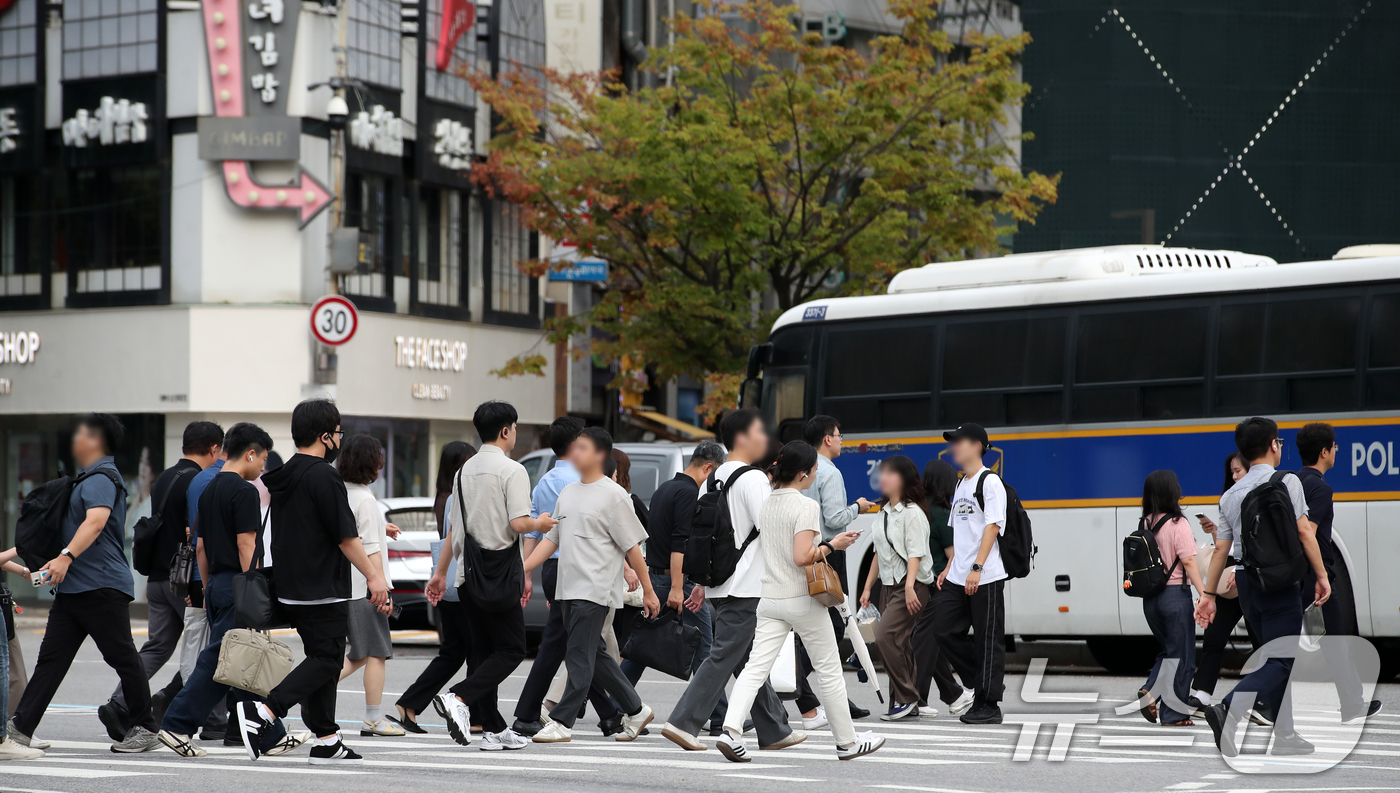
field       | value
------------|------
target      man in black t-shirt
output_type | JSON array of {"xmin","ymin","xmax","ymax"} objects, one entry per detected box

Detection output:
[
  {"xmin": 98, "ymin": 421, "xmax": 222, "ymax": 741},
  {"xmin": 157, "ymin": 423, "xmax": 310, "ymax": 759},
  {"xmin": 236, "ymin": 400, "xmax": 388, "ymax": 766},
  {"xmin": 1294, "ymin": 423, "xmax": 1381, "ymax": 722}
]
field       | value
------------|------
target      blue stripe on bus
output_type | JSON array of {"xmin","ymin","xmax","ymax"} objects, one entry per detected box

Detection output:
[{"xmin": 833, "ymin": 418, "xmax": 1400, "ymax": 504}]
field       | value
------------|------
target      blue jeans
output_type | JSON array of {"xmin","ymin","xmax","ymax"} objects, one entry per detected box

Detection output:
[
  {"xmin": 160, "ymin": 572, "xmax": 286, "ymax": 748},
  {"xmin": 1223, "ymin": 574, "xmax": 1302, "ymax": 734},
  {"xmin": 1142, "ymin": 585, "xmax": 1196, "ymax": 724},
  {"xmin": 621, "ymin": 574, "xmax": 726, "ymax": 725}
]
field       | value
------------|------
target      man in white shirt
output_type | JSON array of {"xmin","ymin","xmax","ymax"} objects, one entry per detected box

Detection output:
[
  {"xmin": 932, "ymin": 423, "xmax": 1008, "ymax": 725},
  {"xmin": 661, "ymin": 410, "xmax": 802, "ymax": 753}
]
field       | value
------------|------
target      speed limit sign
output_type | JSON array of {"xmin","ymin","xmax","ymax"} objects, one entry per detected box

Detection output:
[{"xmin": 310, "ymin": 295, "xmax": 358, "ymax": 346}]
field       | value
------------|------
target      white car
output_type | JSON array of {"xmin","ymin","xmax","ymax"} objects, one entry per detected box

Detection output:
[{"xmin": 378, "ymin": 496, "xmax": 439, "ymax": 627}]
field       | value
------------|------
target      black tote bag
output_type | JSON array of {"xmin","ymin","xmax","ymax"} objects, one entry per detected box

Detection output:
[{"xmin": 621, "ymin": 609, "xmax": 702, "ymax": 680}]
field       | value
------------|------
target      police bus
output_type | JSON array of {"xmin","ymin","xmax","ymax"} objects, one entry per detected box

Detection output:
[{"xmin": 741, "ymin": 245, "xmax": 1400, "ymax": 676}]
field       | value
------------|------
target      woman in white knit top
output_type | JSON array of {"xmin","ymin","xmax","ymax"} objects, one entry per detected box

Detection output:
[{"xmin": 717, "ymin": 441, "xmax": 886, "ymax": 764}]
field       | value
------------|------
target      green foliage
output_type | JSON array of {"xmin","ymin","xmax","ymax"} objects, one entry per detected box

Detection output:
[{"xmin": 471, "ymin": 0, "xmax": 1058, "ymax": 391}]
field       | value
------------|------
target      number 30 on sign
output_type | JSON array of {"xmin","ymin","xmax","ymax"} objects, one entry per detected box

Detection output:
[{"xmin": 310, "ymin": 295, "xmax": 358, "ymax": 346}]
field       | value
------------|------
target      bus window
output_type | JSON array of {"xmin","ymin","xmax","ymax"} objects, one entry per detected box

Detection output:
[
  {"xmin": 761, "ymin": 370, "xmax": 806, "ymax": 435},
  {"xmin": 1073, "ymin": 307, "xmax": 1208, "ymax": 421},
  {"xmin": 1367, "ymin": 293, "xmax": 1400, "ymax": 408},
  {"xmin": 1216, "ymin": 296, "xmax": 1360, "ymax": 414},
  {"xmin": 941, "ymin": 316, "xmax": 1065, "ymax": 426},
  {"xmin": 821, "ymin": 323, "xmax": 934, "ymax": 432}
]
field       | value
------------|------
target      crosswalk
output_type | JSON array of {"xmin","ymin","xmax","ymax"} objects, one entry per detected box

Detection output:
[{"xmin": 4, "ymin": 708, "xmax": 1397, "ymax": 789}]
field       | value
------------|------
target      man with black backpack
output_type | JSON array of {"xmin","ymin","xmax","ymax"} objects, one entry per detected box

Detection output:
[
  {"xmin": 11, "ymin": 414, "xmax": 161, "ymax": 752},
  {"xmin": 661, "ymin": 409, "xmax": 800, "ymax": 753},
  {"xmin": 97, "ymin": 421, "xmax": 222, "ymax": 742},
  {"xmin": 933, "ymin": 423, "xmax": 1010, "ymax": 725},
  {"xmin": 1196, "ymin": 417, "xmax": 1329, "ymax": 757}
]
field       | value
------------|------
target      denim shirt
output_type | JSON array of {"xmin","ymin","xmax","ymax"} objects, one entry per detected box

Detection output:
[
  {"xmin": 58, "ymin": 456, "xmax": 133, "ymax": 598},
  {"xmin": 803, "ymin": 454, "xmax": 859, "ymax": 542},
  {"xmin": 526, "ymin": 460, "xmax": 578, "ymax": 559}
]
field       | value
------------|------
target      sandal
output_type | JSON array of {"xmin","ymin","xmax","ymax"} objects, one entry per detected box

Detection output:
[
  {"xmin": 1137, "ymin": 689, "xmax": 1158, "ymax": 724},
  {"xmin": 390, "ymin": 709, "xmax": 427, "ymax": 734}
]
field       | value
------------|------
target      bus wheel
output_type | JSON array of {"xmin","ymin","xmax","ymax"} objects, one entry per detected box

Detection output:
[{"xmin": 1086, "ymin": 637, "xmax": 1159, "ymax": 675}]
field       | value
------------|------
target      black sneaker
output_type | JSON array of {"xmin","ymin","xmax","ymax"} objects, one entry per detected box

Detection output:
[
  {"xmin": 597, "ymin": 714, "xmax": 623, "ymax": 737},
  {"xmin": 224, "ymin": 732, "xmax": 245, "ymax": 747},
  {"xmin": 848, "ymin": 701, "xmax": 870, "ymax": 720},
  {"xmin": 149, "ymin": 691, "xmax": 170, "ymax": 729},
  {"xmin": 511, "ymin": 718, "xmax": 544, "ymax": 737},
  {"xmin": 199, "ymin": 728, "xmax": 227, "ymax": 742},
  {"xmin": 97, "ymin": 701, "xmax": 130, "ymax": 742},
  {"xmin": 1203, "ymin": 704, "xmax": 1236, "ymax": 757},
  {"xmin": 1186, "ymin": 695, "xmax": 1207, "ymax": 719},
  {"xmin": 959, "ymin": 703, "xmax": 1003, "ymax": 725},
  {"xmin": 235, "ymin": 701, "xmax": 273, "ymax": 761},
  {"xmin": 708, "ymin": 719, "xmax": 753, "ymax": 736},
  {"xmin": 309, "ymin": 741, "xmax": 363, "ymax": 765},
  {"xmin": 1342, "ymin": 699, "xmax": 1383, "ymax": 724},
  {"xmin": 1271, "ymin": 731, "xmax": 1315, "ymax": 756}
]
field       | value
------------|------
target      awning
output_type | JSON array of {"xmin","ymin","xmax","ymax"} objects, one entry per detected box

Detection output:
[{"xmin": 626, "ymin": 408, "xmax": 714, "ymax": 441}]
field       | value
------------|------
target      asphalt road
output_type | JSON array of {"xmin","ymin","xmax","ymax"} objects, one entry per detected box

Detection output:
[{"xmin": 3, "ymin": 622, "xmax": 1397, "ymax": 793}]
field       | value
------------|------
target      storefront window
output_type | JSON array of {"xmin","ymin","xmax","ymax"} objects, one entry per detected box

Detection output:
[
  {"xmin": 417, "ymin": 187, "xmax": 462, "ymax": 306},
  {"xmin": 343, "ymin": 417, "xmax": 428, "ymax": 499},
  {"xmin": 0, "ymin": 175, "xmax": 44, "ymax": 298},
  {"xmin": 68, "ymin": 165, "xmax": 163, "ymax": 295},
  {"xmin": 340, "ymin": 172, "xmax": 391, "ymax": 299}
]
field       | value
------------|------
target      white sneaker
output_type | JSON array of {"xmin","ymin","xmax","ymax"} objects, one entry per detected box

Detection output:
[
  {"xmin": 479, "ymin": 729, "xmax": 529, "ymax": 751},
  {"xmin": 532, "ymin": 721, "xmax": 572, "ymax": 743},
  {"xmin": 156, "ymin": 730, "xmax": 207, "ymax": 758},
  {"xmin": 837, "ymin": 731, "xmax": 886, "ymax": 760},
  {"xmin": 949, "ymin": 688, "xmax": 976, "ymax": 717},
  {"xmin": 434, "ymin": 693, "xmax": 472, "ymax": 747},
  {"xmin": 661, "ymin": 723, "xmax": 706, "ymax": 751},
  {"xmin": 617, "ymin": 704, "xmax": 653, "ymax": 742},
  {"xmin": 801, "ymin": 706, "xmax": 829, "ymax": 730},
  {"xmin": 918, "ymin": 704, "xmax": 940, "ymax": 717},
  {"xmin": 264, "ymin": 730, "xmax": 313, "ymax": 757},
  {"xmin": 360, "ymin": 718, "xmax": 406, "ymax": 737},
  {"xmin": 716, "ymin": 731, "xmax": 750, "ymax": 763},
  {"xmin": 6, "ymin": 721, "xmax": 47, "ymax": 751},
  {"xmin": 0, "ymin": 736, "xmax": 44, "ymax": 760}
]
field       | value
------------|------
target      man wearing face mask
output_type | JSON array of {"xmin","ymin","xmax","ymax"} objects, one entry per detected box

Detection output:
[{"xmin": 237, "ymin": 399, "xmax": 389, "ymax": 766}]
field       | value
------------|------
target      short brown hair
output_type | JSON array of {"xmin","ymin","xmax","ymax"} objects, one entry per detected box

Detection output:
[{"xmin": 336, "ymin": 434, "xmax": 384, "ymax": 485}]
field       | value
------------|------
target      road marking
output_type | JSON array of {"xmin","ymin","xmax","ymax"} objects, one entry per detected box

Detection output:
[
  {"xmin": 30, "ymin": 758, "xmax": 366, "ymax": 776},
  {"xmin": 720, "ymin": 773, "xmax": 824, "ymax": 781},
  {"xmin": 0, "ymin": 766, "xmax": 167, "ymax": 779},
  {"xmin": 866, "ymin": 785, "xmax": 1041, "ymax": 793},
  {"xmin": 1100, "ymin": 735, "xmax": 1196, "ymax": 748},
  {"xmin": 0, "ymin": 785, "xmax": 73, "ymax": 793},
  {"xmin": 1165, "ymin": 784, "xmax": 1212, "ymax": 789}
]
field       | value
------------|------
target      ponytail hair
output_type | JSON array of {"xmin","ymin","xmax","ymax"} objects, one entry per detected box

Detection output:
[{"xmin": 767, "ymin": 440, "xmax": 818, "ymax": 487}]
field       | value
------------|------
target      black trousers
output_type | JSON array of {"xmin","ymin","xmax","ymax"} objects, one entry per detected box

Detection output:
[
  {"xmin": 450, "ymin": 597, "xmax": 526, "ymax": 734},
  {"xmin": 931, "ymin": 579, "xmax": 1006, "ymax": 705},
  {"xmin": 1193, "ymin": 592, "xmax": 1249, "ymax": 695},
  {"xmin": 513, "ymin": 559, "xmax": 619, "ymax": 724},
  {"xmin": 912, "ymin": 584, "xmax": 964, "ymax": 706},
  {"xmin": 551, "ymin": 600, "xmax": 642, "ymax": 729},
  {"xmin": 794, "ymin": 549, "xmax": 848, "ymax": 714},
  {"xmin": 397, "ymin": 599, "xmax": 470, "ymax": 716},
  {"xmin": 14, "ymin": 588, "xmax": 155, "ymax": 736},
  {"xmin": 265, "ymin": 601, "xmax": 348, "ymax": 738}
]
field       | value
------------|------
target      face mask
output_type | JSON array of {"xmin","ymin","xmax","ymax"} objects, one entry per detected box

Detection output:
[{"xmin": 323, "ymin": 434, "xmax": 340, "ymax": 464}]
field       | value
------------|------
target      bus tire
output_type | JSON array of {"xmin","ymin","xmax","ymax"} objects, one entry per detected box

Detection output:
[{"xmin": 1086, "ymin": 637, "xmax": 1159, "ymax": 675}]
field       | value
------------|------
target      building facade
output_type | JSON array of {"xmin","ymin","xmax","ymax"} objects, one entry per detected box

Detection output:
[{"xmin": 0, "ymin": 0, "xmax": 558, "ymax": 567}]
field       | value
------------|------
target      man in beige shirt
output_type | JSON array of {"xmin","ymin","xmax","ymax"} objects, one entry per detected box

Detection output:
[
  {"xmin": 426, "ymin": 401, "xmax": 556, "ymax": 752},
  {"xmin": 524, "ymin": 427, "xmax": 659, "ymax": 744}
]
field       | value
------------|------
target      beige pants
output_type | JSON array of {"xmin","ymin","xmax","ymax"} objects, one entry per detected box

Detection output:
[{"xmin": 8, "ymin": 637, "xmax": 26, "ymax": 718}]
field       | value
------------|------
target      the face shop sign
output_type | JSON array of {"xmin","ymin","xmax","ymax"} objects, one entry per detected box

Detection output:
[
  {"xmin": 394, "ymin": 336, "xmax": 467, "ymax": 371},
  {"xmin": 0, "ymin": 332, "xmax": 40, "ymax": 364}
]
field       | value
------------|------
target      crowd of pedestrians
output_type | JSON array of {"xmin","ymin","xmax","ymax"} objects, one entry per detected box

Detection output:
[{"xmin": 0, "ymin": 401, "xmax": 1383, "ymax": 766}]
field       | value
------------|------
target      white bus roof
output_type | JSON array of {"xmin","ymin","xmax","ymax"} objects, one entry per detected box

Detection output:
[{"xmin": 771, "ymin": 245, "xmax": 1400, "ymax": 333}]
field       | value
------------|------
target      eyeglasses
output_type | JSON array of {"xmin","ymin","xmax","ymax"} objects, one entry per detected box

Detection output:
[{"xmin": 326, "ymin": 430, "xmax": 345, "ymax": 439}]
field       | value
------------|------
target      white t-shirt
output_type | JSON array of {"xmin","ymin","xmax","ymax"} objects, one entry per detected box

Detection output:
[
  {"xmin": 946, "ymin": 467, "xmax": 1008, "ymax": 587},
  {"xmin": 346, "ymin": 482, "xmax": 388, "ymax": 600},
  {"xmin": 704, "ymin": 460, "xmax": 770, "ymax": 599}
]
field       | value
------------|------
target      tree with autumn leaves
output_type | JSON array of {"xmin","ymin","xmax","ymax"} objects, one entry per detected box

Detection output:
[{"xmin": 472, "ymin": 0, "xmax": 1057, "ymax": 421}]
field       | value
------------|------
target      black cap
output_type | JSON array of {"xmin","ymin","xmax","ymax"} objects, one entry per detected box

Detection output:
[{"xmin": 943, "ymin": 423, "xmax": 989, "ymax": 447}]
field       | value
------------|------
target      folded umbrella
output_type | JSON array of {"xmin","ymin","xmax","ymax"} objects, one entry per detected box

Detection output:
[{"xmin": 837, "ymin": 601, "xmax": 883, "ymax": 704}]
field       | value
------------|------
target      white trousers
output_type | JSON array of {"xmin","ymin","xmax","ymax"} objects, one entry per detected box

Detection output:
[{"xmin": 724, "ymin": 595, "xmax": 855, "ymax": 746}]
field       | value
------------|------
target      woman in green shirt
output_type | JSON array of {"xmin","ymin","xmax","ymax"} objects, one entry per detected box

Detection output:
[{"xmin": 912, "ymin": 460, "xmax": 975, "ymax": 717}]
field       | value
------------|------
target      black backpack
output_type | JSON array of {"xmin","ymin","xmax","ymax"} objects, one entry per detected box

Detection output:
[
  {"xmin": 1122, "ymin": 515, "xmax": 1177, "ymax": 598},
  {"xmin": 1239, "ymin": 470, "xmax": 1308, "ymax": 593},
  {"xmin": 15, "ymin": 468, "xmax": 125, "ymax": 570},
  {"xmin": 974, "ymin": 470, "xmax": 1036, "ymax": 579},
  {"xmin": 131, "ymin": 468, "xmax": 193, "ymax": 576},
  {"xmin": 683, "ymin": 465, "xmax": 761, "ymax": 587}
]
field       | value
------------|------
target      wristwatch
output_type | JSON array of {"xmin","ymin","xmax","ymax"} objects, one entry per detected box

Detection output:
[
  {"xmin": 60, "ymin": 547, "xmax": 76, "ymax": 561},
  {"xmin": 971, "ymin": 563, "xmax": 983, "ymax": 572}
]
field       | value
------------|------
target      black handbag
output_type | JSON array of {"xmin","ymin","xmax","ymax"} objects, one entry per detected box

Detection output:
[
  {"xmin": 132, "ymin": 468, "xmax": 192, "ymax": 576},
  {"xmin": 169, "ymin": 535, "xmax": 197, "ymax": 600},
  {"xmin": 622, "ymin": 608, "xmax": 702, "ymax": 681},
  {"xmin": 233, "ymin": 511, "xmax": 285, "ymax": 629}
]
